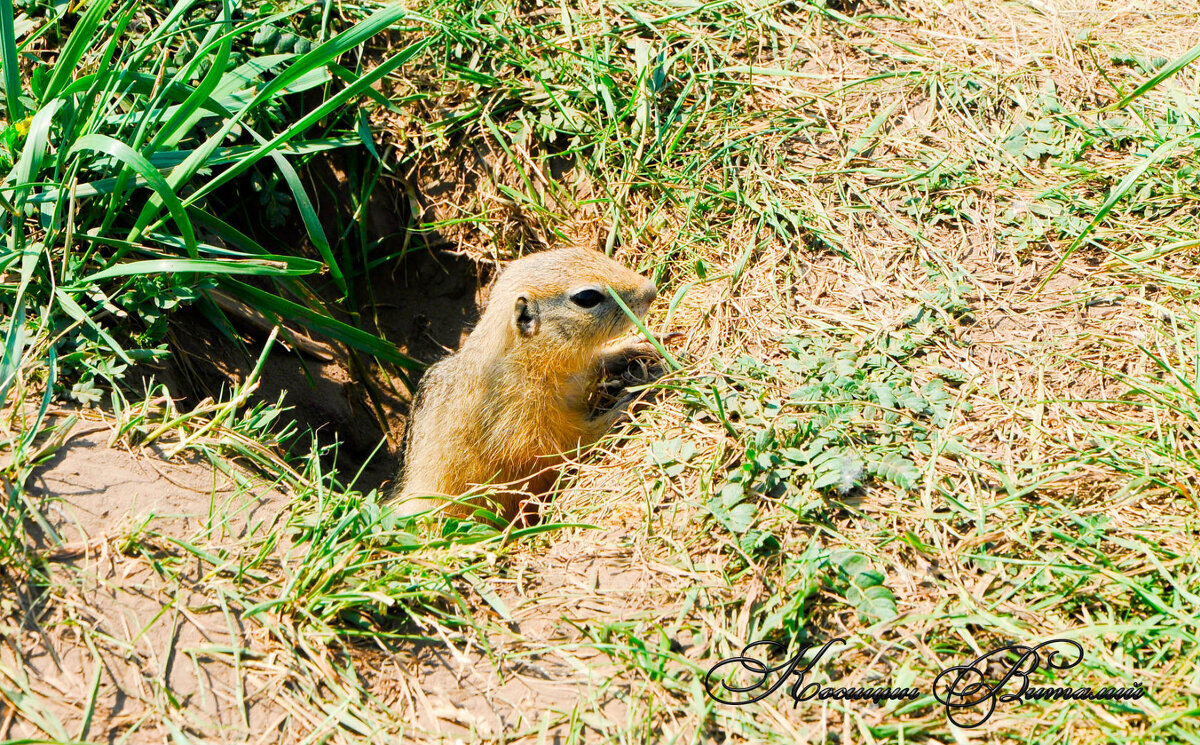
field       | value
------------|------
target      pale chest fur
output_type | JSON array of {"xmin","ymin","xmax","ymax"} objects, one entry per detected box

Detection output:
[{"xmin": 479, "ymin": 359, "xmax": 594, "ymax": 470}]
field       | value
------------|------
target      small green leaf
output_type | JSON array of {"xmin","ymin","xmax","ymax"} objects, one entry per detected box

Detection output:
[
  {"xmin": 858, "ymin": 585, "xmax": 898, "ymax": 622},
  {"xmin": 831, "ymin": 551, "xmax": 870, "ymax": 577},
  {"xmin": 723, "ymin": 503, "xmax": 756, "ymax": 534}
]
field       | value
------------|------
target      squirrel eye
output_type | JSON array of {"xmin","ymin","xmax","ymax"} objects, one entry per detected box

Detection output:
[{"xmin": 570, "ymin": 288, "xmax": 605, "ymax": 308}]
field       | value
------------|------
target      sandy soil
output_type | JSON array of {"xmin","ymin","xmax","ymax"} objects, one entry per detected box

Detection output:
[{"xmin": 3, "ymin": 427, "xmax": 289, "ymax": 742}]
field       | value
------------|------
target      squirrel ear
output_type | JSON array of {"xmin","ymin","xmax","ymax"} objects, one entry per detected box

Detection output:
[{"xmin": 513, "ymin": 295, "xmax": 539, "ymax": 337}]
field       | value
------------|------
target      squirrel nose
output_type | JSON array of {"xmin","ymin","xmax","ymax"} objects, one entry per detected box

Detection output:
[
  {"xmin": 641, "ymin": 280, "xmax": 658, "ymax": 306},
  {"xmin": 631, "ymin": 281, "xmax": 657, "ymax": 314}
]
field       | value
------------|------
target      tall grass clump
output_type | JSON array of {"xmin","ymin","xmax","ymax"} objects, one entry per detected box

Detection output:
[{"xmin": 0, "ymin": 0, "xmax": 422, "ymax": 579}]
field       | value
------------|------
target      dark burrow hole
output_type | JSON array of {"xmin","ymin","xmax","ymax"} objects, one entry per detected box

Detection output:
[{"xmin": 139, "ymin": 152, "xmax": 494, "ymax": 495}]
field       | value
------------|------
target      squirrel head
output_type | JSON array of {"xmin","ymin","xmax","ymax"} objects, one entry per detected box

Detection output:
[{"xmin": 482, "ymin": 247, "xmax": 657, "ymax": 365}]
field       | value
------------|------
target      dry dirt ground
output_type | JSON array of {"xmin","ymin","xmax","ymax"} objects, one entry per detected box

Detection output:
[{"xmin": 4, "ymin": 429, "xmax": 290, "ymax": 741}]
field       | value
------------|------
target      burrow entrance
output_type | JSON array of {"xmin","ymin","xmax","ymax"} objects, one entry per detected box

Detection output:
[{"xmin": 143, "ymin": 152, "xmax": 495, "ymax": 495}]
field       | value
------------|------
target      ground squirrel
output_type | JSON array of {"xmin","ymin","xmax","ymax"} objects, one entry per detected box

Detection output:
[{"xmin": 393, "ymin": 247, "xmax": 659, "ymax": 521}]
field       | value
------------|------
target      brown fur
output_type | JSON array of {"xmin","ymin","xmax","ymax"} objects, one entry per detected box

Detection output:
[{"xmin": 392, "ymin": 248, "xmax": 657, "ymax": 521}]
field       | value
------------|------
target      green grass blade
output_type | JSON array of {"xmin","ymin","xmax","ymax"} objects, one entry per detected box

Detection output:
[
  {"xmin": 220, "ymin": 278, "xmax": 421, "ymax": 375},
  {"xmin": 77, "ymin": 256, "xmax": 322, "ymax": 284},
  {"xmin": 1033, "ymin": 133, "xmax": 1195, "ymax": 295},
  {"xmin": 185, "ymin": 207, "xmax": 272, "ymax": 255},
  {"xmin": 0, "ymin": 0, "xmax": 23, "ymax": 120},
  {"xmin": 250, "ymin": 3, "xmax": 413, "ymax": 101},
  {"xmin": 184, "ymin": 39, "xmax": 431, "ymax": 209},
  {"xmin": 146, "ymin": 0, "xmax": 234, "ymax": 154},
  {"xmin": 75, "ymin": 231, "xmax": 325, "ymax": 270},
  {"xmin": 609, "ymin": 287, "xmax": 682, "ymax": 369},
  {"xmin": 68, "ymin": 133, "xmax": 197, "ymax": 256},
  {"xmin": 9, "ymin": 98, "xmax": 63, "ymax": 211},
  {"xmin": 234, "ymin": 120, "xmax": 342, "ymax": 294},
  {"xmin": 13, "ymin": 222, "xmax": 45, "ymax": 304},
  {"xmin": 53, "ymin": 287, "xmax": 133, "ymax": 365},
  {"xmin": 27, "ymin": 137, "xmax": 357, "ymax": 205},
  {"xmin": 1115, "ymin": 39, "xmax": 1200, "ymax": 109},
  {"xmin": 40, "ymin": 0, "xmax": 116, "ymax": 103},
  {"xmin": 328, "ymin": 61, "xmax": 395, "ymax": 110},
  {"xmin": 0, "ymin": 296, "xmax": 26, "ymax": 404},
  {"xmin": 212, "ymin": 53, "xmax": 294, "ymax": 99},
  {"xmin": 131, "ymin": 4, "xmax": 416, "ymax": 240},
  {"xmin": 76, "ymin": 660, "xmax": 103, "ymax": 742}
]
